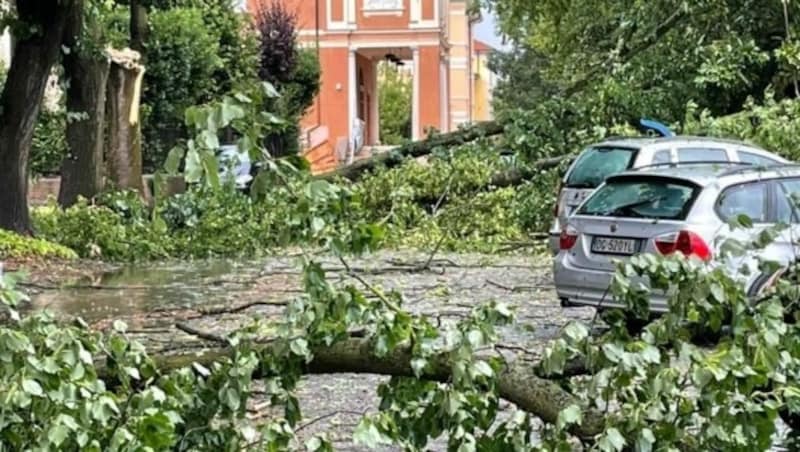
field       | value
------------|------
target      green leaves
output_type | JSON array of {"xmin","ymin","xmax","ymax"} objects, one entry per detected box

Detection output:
[
  {"xmin": 22, "ymin": 378, "xmax": 43, "ymax": 397},
  {"xmin": 289, "ymin": 337, "xmax": 310, "ymax": 359},
  {"xmin": 353, "ymin": 419, "xmax": 392, "ymax": 448},
  {"xmin": 223, "ymin": 386, "xmax": 241, "ymax": 411},
  {"xmin": 47, "ymin": 424, "xmax": 69, "ymax": 447},
  {"xmin": 598, "ymin": 428, "xmax": 626, "ymax": 451},
  {"xmin": 556, "ymin": 404, "xmax": 582, "ymax": 429}
]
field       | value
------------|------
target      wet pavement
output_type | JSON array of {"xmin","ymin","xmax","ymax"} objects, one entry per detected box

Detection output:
[
  {"xmin": 18, "ymin": 251, "xmax": 798, "ymax": 449},
  {"xmin": 23, "ymin": 251, "xmax": 595, "ymax": 449}
]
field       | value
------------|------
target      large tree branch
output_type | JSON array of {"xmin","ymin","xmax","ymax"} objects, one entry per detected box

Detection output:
[
  {"xmin": 154, "ymin": 334, "xmax": 604, "ymax": 439},
  {"xmin": 319, "ymin": 121, "xmax": 504, "ymax": 181},
  {"xmin": 488, "ymin": 154, "xmax": 575, "ymax": 188}
]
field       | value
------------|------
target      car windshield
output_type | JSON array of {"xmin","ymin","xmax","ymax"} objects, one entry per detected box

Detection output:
[
  {"xmin": 565, "ymin": 146, "xmax": 638, "ymax": 188},
  {"xmin": 577, "ymin": 178, "xmax": 697, "ymax": 220}
]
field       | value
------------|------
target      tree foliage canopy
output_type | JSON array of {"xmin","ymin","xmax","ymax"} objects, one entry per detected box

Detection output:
[{"xmin": 486, "ymin": 0, "xmax": 800, "ymax": 128}]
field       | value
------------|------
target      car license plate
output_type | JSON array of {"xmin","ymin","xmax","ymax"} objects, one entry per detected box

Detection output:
[{"xmin": 591, "ymin": 236, "xmax": 638, "ymax": 255}]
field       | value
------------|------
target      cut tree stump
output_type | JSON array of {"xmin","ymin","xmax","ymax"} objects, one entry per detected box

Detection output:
[{"xmin": 106, "ymin": 48, "xmax": 146, "ymax": 196}]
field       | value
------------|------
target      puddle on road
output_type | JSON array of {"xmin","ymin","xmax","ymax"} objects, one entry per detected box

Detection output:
[{"xmin": 27, "ymin": 259, "xmax": 285, "ymax": 322}]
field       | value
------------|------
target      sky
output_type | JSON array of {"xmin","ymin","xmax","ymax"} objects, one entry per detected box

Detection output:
[{"xmin": 474, "ymin": 9, "xmax": 507, "ymax": 50}]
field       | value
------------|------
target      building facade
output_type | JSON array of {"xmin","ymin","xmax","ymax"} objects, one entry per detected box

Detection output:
[
  {"xmin": 471, "ymin": 39, "xmax": 496, "ymax": 122},
  {"xmin": 247, "ymin": 0, "xmax": 494, "ymax": 172}
]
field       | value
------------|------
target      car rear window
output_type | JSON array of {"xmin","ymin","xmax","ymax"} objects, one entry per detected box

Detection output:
[
  {"xmin": 577, "ymin": 177, "xmax": 698, "ymax": 220},
  {"xmin": 565, "ymin": 146, "xmax": 637, "ymax": 188}
]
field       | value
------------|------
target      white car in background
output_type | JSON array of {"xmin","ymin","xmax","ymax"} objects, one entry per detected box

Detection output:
[
  {"xmin": 217, "ymin": 144, "xmax": 253, "ymax": 190},
  {"xmin": 548, "ymin": 136, "xmax": 790, "ymax": 254}
]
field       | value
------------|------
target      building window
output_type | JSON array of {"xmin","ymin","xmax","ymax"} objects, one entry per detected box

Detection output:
[{"xmin": 364, "ymin": 0, "xmax": 403, "ymax": 10}]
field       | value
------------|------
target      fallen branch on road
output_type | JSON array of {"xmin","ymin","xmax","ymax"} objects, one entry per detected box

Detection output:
[{"xmin": 162, "ymin": 331, "xmax": 605, "ymax": 440}]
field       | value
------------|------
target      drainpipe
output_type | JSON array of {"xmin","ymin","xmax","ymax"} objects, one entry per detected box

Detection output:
[{"xmin": 314, "ymin": 0, "xmax": 322, "ymax": 128}]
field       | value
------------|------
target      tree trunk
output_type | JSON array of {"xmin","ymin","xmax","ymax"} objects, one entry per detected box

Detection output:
[
  {"xmin": 321, "ymin": 121, "xmax": 504, "ymax": 180},
  {"xmin": 0, "ymin": 0, "xmax": 76, "ymax": 233},
  {"xmin": 129, "ymin": 0, "xmax": 148, "ymax": 56},
  {"xmin": 105, "ymin": 48, "xmax": 145, "ymax": 194},
  {"xmin": 59, "ymin": 5, "xmax": 111, "ymax": 207}
]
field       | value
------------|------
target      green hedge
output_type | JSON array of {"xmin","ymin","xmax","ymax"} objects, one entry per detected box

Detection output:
[{"xmin": 0, "ymin": 229, "xmax": 77, "ymax": 260}]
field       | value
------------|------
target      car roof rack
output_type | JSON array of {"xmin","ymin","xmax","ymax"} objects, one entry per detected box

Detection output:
[
  {"xmin": 717, "ymin": 163, "xmax": 800, "ymax": 177},
  {"xmin": 633, "ymin": 161, "xmax": 750, "ymax": 171}
]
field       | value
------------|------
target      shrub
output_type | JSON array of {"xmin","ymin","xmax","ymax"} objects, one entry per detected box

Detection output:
[
  {"xmin": 157, "ymin": 186, "xmax": 273, "ymax": 258},
  {"xmin": 0, "ymin": 230, "xmax": 77, "ymax": 260},
  {"xmin": 32, "ymin": 198, "xmax": 170, "ymax": 261},
  {"xmin": 30, "ymin": 108, "xmax": 67, "ymax": 176}
]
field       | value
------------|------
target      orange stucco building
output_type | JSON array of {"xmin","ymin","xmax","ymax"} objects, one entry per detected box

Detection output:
[{"xmin": 246, "ymin": 0, "xmax": 489, "ymax": 172}]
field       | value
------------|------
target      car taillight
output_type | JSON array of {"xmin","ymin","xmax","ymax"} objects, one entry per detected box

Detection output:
[
  {"xmin": 559, "ymin": 225, "xmax": 578, "ymax": 250},
  {"xmin": 654, "ymin": 230, "xmax": 711, "ymax": 261}
]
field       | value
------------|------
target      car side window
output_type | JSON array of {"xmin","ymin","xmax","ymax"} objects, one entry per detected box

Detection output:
[
  {"xmin": 717, "ymin": 182, "xmax": 769, "ymax": 223},
  {"xmin": 651, "ymin": 149, "xmax": 671, "ymax": 165},
  {"xmin": 677, "ymin": 147, "xmax": 729, "ymax": 163},
  {"xmin": 739, "ymin": 151, "xmax": 778, "ymax": 166},
  {"xmin": 778, "ymin": 179, "xmax": 800, "ymax": 223}
]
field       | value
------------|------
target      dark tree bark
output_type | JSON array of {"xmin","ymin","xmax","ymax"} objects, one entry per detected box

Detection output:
[
  {"xmin": 105, "ymin": 48, "xmax": 145, "ymax": 194},
  {"xmin": 0, "ymin": 0, "xmax": 76, "ymax": 233},
  {"xmin": 59, "ymin": 4, "xmax": 111, "ymax": 207},
  {"xmin": 129, "ymin": 0, "xmax": 148, "ymax": 56}
]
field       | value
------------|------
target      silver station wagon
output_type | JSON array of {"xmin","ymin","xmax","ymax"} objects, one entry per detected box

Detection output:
[
  {"xmin": 548, "ymin": 137, "xmax": 790, "ymax": 254},
  {"xmin": 554, "ymin": 164, "xmax": 800, "ymax": 312}
]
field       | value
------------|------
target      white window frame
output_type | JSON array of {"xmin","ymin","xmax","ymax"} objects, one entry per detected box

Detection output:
[{"xmin": 363, "ymin": 0, "xmax": 404, "ymax": 12}]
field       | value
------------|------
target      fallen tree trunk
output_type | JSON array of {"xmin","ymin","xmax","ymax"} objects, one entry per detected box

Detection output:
[
  {"xmin": 156, "ymin": 333, "xmax": 605, "ymax": 439},
  {"xmin": 322, "ymin": 121, "xmax": 504, "ymax": 181},
  {"xmin": 310, "ymin": 338, "xmax": 604, "ymax": 438},
  {"xmin": 488, "ymin": 154, "xmax": 575, "ymax": 188}
]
